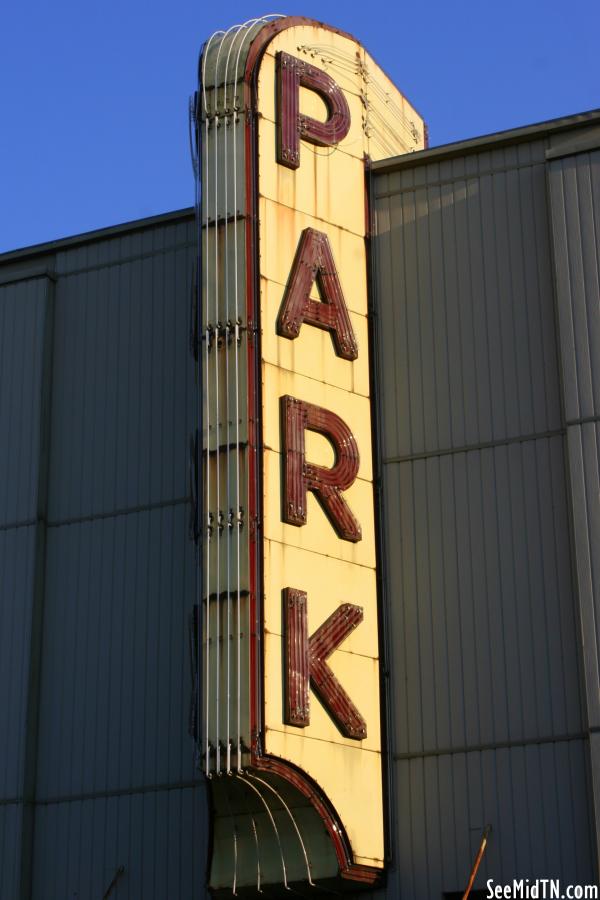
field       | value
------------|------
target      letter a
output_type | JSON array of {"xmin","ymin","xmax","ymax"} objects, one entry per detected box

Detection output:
[{"xmin": 277, "ymin": 228, "xmax": 358, "ymax": 360}]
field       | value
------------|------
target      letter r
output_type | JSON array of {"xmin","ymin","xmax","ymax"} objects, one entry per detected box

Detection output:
[{"xmin": 281, "ymin": 395, "xmax": 362, "ymax": 543}]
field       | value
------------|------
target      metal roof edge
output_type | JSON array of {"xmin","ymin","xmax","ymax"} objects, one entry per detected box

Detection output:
[
  {"xmin": 369, "ymin": 108, "xmax": 600, "ymax": 174},
  {"xmin": 0, "ymin": 207, "xmax": 195, "ymax": 266}
]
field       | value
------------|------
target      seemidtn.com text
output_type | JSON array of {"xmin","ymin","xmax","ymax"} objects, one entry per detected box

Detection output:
[{"xmin": 486, "ymin": 881, "xmax": 599, "ymax": 899}]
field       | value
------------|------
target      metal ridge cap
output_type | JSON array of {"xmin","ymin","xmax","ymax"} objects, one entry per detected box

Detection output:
[
  {"xmin": 0, "ymin": 206, "xmax": 195, "ymax": 266},
  {"xmin": 369, "ymin": 107, "xmax": 600, "ymax": 174}
]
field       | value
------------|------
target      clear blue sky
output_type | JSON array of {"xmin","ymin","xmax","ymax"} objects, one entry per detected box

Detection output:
[{"xmin": 1, "ymin": 0, "xmax": 598, "ymax": 254}]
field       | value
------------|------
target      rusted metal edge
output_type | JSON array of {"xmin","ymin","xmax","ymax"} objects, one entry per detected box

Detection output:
[
  {"xmin": 0, "ymin": 208, "xmax": 195, "ymax": 265},
  {"xmin": 370, "ymin": 108, "xmax": 600, "ymax": 175}
]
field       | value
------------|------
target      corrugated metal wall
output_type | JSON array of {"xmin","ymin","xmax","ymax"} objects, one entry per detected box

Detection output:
[
  {"xmin": 549, "ymin": 146, "xmax": 600, "ymax": 874},
  {"xmin": 371, "ymin": 124, "xmax": 600, "ymax": 896},
  {"xmin": 0, "ymin": 214, "xmax": 208, "ymax": 899},
  {"xmin": 0, "ymin": 271, "xmax": 52, "ymax": 900},
  {"xmin": 3, "ymin": 117, "xmax": 600, "ymax": 899}
]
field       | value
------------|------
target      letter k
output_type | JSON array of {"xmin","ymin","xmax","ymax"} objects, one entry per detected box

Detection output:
[{"xmin": 283, "ymin": 588, "xmax": 367, "ymax": 740}]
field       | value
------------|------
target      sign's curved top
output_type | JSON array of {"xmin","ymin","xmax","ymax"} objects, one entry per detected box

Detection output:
[{"xmin": 192, "ymin": 15, "xmax": 426, "ymax": 894}]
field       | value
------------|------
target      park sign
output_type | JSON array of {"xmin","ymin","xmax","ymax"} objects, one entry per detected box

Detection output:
[{"xmin": 194, "ymin": 14, "xmax": 425, "ymax": 893}]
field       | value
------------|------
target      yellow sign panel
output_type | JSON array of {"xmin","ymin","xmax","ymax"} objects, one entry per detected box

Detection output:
[
  {"xmin": 198, "ymin": 15, "xmax": 425, "ymax": 891},
  {"xmin": 256, "ymin": 22, "xmax": 424, "ymax": 874}
]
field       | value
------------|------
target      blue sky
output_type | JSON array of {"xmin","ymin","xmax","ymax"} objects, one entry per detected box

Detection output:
[{"xmin": 1, "ymin": 0, "xmax": 598, "ymax": 253}]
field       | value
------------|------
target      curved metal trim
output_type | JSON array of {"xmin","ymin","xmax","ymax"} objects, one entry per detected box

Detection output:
[
  {"xmin": 220, "ymin": 776, "xmax": 240, "ymax": 895},
  {"xmin": 237, "ymin": 773, "xmax": 290, "ymax": 890},
  {"xmin": 246, "ymin": 772, "xmax": 315, "ymax": 886},
  {"xmin": 253, "ymin": 754, "xmax": 357, "ymax": 878},
  {"xmin": 231, "ymin": 772, "xmax": 262, "ymax": 892}
]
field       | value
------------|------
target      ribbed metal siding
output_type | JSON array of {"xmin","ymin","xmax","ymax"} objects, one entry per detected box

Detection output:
[
  {"xmin": 0, "ymin": 274, "xmax": 52, "ymax": 898},
  {"xmin": 566, "ymin": 423, "xmax": 600, "ymax": 727},
  {"xmin": 549, "ymin": 148, "xmax": 600, "ymax": 869},
  {"xmin": 0, "ymin": 805, "xmax": 22, "ymax": 899},
  {"xmin": 0, "ymin": 528, "xmax": 36, "ymax": 900},
  {"xmin": 392, "ymin": 742, "xmax": 593, "ymax": 897},
  {"xmin": 27, "ymin": 217, "xmax": 205, "ymax": 898},
  {"xmin": 0, "ymin": 278, "xmax": 48, "ymax": 527},
  {"xmin": 48, "ymin": 221, "xmax": 195, "ymax": 520},
  {"xmin": 386, "ymin": 438, "xmax": 583, "ymax": 756},
  {"xmin": 548, "ymin": 150, "xmax": 600, "ymax": 421},
  {"xmin": 36, "ymin": 506, "xmax": 197, "ymax": 798},
  {"xmin": 31, "ymin": 786, "xmax": 206, "ymax": 900},
  {"xmin": 374, "ymin": 141, "xmax": 561, "ymax": 458},
  {"xmin": 372, "ymin": 138, "xmax": 594, "ymax": 894},
  {"xmin": 53, "ymin": 218, "xmax": 194, "ymax": 277},
  {"xmin": 0, "ymin": 528, "xmax": 36, "ymax": 802},
  {"xmin": 358, "ymin": 741, "xmax": 594, "ymax": 899},
  {"xmin": 0, "ymin": 213, "xmax": 206, "ymax": 898}
]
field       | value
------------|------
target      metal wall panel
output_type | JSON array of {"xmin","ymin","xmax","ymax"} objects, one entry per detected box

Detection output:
[
  {"xmin": 548, "ymin": 150, "xmax": 600, "ymax": 422},
  {"xmin": 372, "ymin": 127, "xmax": 599, "ymax": 896},
  {"xmin": 566, "ymin": 422, "xmax": 600, "ymax": 732},
  {"xmin": 376, "ymin": 139, "xmax": 548, "ymax": 198},
  {"xmin": 0, "ymin": 211, "xmax": 203, "ymax": 898},
  {"xmin": 53, "ymin": 218, "xmax": 195, "ymax": 276},
  {"xmin": 0, "ymin": 527, "xmax": 36, "ymax": 802},
  {"xmin": 31, "ymin": 786, "xmax": 207, "ymax": 899},
  {"xmin": 48, "ymin": 230, "xmax": 195, "ymax": 521},
  {"xmin": 0, "ymin": 277, "xmax": 49, "ymax": 527},
  {"xmin": 0, "ymin": 805, "xmax": 22, "ymax": 900},
  {"xmin": 391, "ymin": 742, "xmax": 594, "ymax": 897},
  {"xmin": 373, "ymin": 141, "xmax": 561, "ymax": 460},
  {"xmin": 357, "ymin": 742, "xmax": 594, "ymax": 899},
  {"xmin": 548, "ymin": 147, "xmax": 600, "ymax": 869},
  {"xmin": 0, "ymin": 271, "xmax": 53, "ymax": 897},
  {"xmin": 385, "ymin": 437, "xmax": 583, "ymax": 758},
  {"xmin": 36, "ymin": 506, "xmax": 197, "ymax": 800}
]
